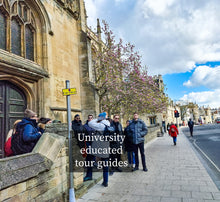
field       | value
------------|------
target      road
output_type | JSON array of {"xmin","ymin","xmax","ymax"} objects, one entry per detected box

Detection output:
[{"xmin": 182, "ymin": 124, "xmax": 220, "ymax": 190}]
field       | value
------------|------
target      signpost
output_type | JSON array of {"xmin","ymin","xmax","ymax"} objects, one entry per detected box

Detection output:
[
  {"xmin": 62, "ymin": 88, "xmax": 77, "ymax": 96},
  {"xmin": 63, "ymin": 81, "xmax": 76, "ymax": 202}
]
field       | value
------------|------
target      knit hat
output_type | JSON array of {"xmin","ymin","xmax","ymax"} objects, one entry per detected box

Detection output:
[
  {"xmin": 98, "ymin": 112, "xmax": 107, "ymax": 118},
  {"xmin": 24, "ymin": 109, "xmax": 37, "ymax": 118},
  {"xmin": 98, "ymin": 112, "xmax": 107, "ymax": 121}
]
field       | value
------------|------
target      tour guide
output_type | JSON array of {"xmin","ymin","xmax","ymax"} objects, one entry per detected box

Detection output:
[
  {"xmin": 127, "ymin": 112, "xmax": 148, "ymax": 172},
  {"xmin": 85, "ymin": 112, "xmax": 110, "ymax": 187}
]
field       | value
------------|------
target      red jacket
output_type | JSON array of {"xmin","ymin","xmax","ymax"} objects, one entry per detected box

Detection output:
[{"xmin": 169, "ymin": 124, "xmax": 179, "ymax": 137}]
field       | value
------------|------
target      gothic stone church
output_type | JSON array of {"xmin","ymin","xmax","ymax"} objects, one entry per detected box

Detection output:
[{"xmin": 0, "ymin": 0, "xmax": 98, "ymax": 158}]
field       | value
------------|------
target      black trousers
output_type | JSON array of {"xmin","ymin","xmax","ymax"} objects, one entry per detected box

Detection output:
[
  {"xmin": 134, "ymin": 142, "xmax": 146, "ymax": 169},
  {"xmin": 189, "ymin": 127, "xmax": 193, "ymax": 136}
]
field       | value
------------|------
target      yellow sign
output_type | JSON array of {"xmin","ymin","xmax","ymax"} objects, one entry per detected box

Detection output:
[{"xmin": 62, "ymin": 88, "xmax": 77, "ymax": 96}]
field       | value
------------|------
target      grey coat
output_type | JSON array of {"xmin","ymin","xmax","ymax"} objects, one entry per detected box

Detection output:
[{"xmin": 127, "ymin": 119, "xmax": 148, "ymax": 144}]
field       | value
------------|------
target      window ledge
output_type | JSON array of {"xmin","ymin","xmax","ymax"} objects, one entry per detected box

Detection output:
[{"xmin": 0, "ymin": 49, "xmax": 49, "ymax": 80}]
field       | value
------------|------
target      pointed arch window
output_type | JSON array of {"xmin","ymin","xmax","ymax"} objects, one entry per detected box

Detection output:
[
  {"xmin": 0, "ymin": 12, "xmax": 6, "ymax": 50},
  {"xmin": 0, "ymin": 0, "xmax": 36, "ymax": 61},
  {"xmin": 11, "ymin": 18, "xmax": 21, "ymax": 55},
  {"xmin": 25, "ymin": 24, "xmax": 34, "ymax": 60}
]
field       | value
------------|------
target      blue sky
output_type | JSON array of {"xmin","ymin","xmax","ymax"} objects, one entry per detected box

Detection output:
[{"xmin": 85, "ymin": 0, "xmax": 220, "ymax": 108}]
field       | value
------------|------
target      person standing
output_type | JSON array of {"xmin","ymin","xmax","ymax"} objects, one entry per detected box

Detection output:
[
  {"xmin": 127, "ymin": 112, "xmax": 148, "ymax": 172},
  {"xmin": 88, "ymin": 112, "xmax": 111, "ymax": 187},
  {"xmin": 124, "ymin": 120, "xmax": 135, "ymax": 168},
  {"xmin": 11, "ymin": 109, "xmax": 44, "ymax": 155},
  {"xmin": 169, "ymin": 122, "xmax": 179, "ymax": 145},
  {"xmin": 83, "ymin": 114, "xmax": 96, "ymax": 181},
  {"xmin": 167, "ymin": 123, "xmax": 170, "ymax": 133},
  {"xmin": 110, "ymin": 114, "xmax": 123, "ymax": 173},
  {"xmin": 72, "ymin": 114, "xmax": 85, "ymax": 149},
  {"xmin": 188, "ymin": 118, "xmax": 194, "ymax": 137}
]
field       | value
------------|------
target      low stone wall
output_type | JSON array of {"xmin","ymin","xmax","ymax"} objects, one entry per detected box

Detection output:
[
  {"xmin": 0, "ymin": 123, "xmax": 85, "ymax": 202},
  {"xmin": 145, "ymin": 125, "xmax": 160, "ymax": 142},
  {"xmin": 0, "ymin": 123, "xmax": 160, "ymax": 201}
]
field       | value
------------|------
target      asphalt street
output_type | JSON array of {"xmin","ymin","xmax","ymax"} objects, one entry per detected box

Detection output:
[{"xmin": 182, "ymin": 124, "xmax": 220, "ymax": 190}]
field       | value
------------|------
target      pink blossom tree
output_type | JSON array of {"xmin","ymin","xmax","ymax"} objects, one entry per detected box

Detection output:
[{"xmin": 93, "ymin": 21, "xmax": 168, "ymax": 118}]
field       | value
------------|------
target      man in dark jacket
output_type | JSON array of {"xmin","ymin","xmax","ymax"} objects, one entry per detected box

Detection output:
[
  {"xmin": 188, "ymin": 118, "xmax": 194, "ymax": 137},
  {"xmin": 11, "ymin": 109, "xmax": 44, "ymax": 155},
  {"xmin": 72, "ymin": 114, "xmax": 85, "ymax": 149},
  {"xmin": 110, "ymin": 114, "xmax": 123, "ymax": 173},
  {"xmin": 127, "ymin": 112, "xmax": 148, "ymax": 172}
]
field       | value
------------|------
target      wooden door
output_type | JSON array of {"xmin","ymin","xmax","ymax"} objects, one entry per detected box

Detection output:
[{"xmin": 0, "ymin": 81, "xmax": 27, "ymax": 158}]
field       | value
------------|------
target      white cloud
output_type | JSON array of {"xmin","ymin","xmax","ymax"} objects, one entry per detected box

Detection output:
[
  {"xmin": 180, "ymin": 90, "xmax": 220, "ymax": 108},
  {"xmin": 183, "ymin": 66, "xmax": 220, "ymax": 89},
  {"xmin": 85, "ymin": 0, "xmax": 220, "ymax": 75},
  {"xmin": 85, "ymin": 0, "xmax": 220, "ymax": 107}
]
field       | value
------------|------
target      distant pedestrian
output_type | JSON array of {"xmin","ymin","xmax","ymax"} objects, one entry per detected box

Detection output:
[
  {"xmin": 169, "ymin": 122, "xmax": 179, "ymax": 145},
  {"xmin": 127, "ymin": 112, "xmax": 148, "ymax": 172},
  {"xmin": 162, "ymin": 121, "xmax": 166, "ymax": 133},
  {"xmin": 188, "ymin": 118, "xmax": 194, "ymax": 137},
  {"xmin": 124, "ymin": 120, "xmax": 135, "ymax": 168},
  {"xmin": 167, "ymin": 123, "xmax": 170, "ymax": 133}
]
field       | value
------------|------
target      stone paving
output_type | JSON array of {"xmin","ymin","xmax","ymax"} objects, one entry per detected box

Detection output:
[{"xmin": 77, "ymin": 129, "xmax": 220, "ymax": 202}]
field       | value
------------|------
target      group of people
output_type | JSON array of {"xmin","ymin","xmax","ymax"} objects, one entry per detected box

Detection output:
[
  {"xmin": 4, "ymin": 109, "xmax": 52, "ymax": 157},
  {"xmin": 4, "ymin": 109, "xmax": 150, "ymax": 188},
  {"xmin": 4, "ymin": 108, "xmax": 195, "ymax": 188},
  {"xmin": 72, "ymin": 112, "xmax": 148, "ymax": 187}
]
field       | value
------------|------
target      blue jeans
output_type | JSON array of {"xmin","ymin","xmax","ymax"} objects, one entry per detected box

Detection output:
[
  {"xmin": 127, "ymin": 151, "xmax": 135, "ymax": 164},
  {"xmin": 173, "ymin": 137, "xmax": 177, "ymax": 144}
]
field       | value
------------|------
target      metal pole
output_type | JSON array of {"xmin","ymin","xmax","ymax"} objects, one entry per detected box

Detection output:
[{"xmin": 66, "ymin": 80, "xmax": 75, "ymax": 202}]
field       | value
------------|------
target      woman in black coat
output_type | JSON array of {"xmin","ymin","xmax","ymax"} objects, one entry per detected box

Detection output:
[{"xmin": 124, "ymin": 120, "xmax": 135, "ymax": 168}]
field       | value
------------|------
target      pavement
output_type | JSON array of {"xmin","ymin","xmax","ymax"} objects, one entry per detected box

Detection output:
[{"xmin": 77, "ymin": 128, "xmax": 220, "ymax": 202}]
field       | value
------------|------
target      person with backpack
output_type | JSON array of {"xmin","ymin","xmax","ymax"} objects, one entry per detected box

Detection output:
[
  {"xmin": 4, "ymin": 119, "xmax": 21, "ymax": 157},
  {"xmin": 87, "ymin": 112, "xmax": 112, "ymax": 187},
  {"xmin": 11, "ymin": 109, "xmax": 44, "ymax": 155},
  {"xmin": 188, "ymin": 118, "xmax": 194, "ymax": 137},
  {"xmin": 169, "ymin": 122, "xmax": 179, "ymax": 145}
]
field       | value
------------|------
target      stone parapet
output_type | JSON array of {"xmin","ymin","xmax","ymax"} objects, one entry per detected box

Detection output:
[
  {"xmin": 145, "ymin": 125, "xmax": 160, "ymax": 142},
  {"xmin": 0, "ymin": 124, "xmax": 83, "ymax": 201}
]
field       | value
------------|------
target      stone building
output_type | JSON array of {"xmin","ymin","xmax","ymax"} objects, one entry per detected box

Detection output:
[{"xmin": 0, "ymin": 0, "xmax": 98, "ymax": 158}]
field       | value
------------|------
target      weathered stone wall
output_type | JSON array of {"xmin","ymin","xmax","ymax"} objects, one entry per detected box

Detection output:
[
  {"xmin": 0, "ymin": 123, "xmax": 84, "ymax": 201},
  {"xmin": 145, "ymin": 125, "xmax": 160, "ymax": 142}
]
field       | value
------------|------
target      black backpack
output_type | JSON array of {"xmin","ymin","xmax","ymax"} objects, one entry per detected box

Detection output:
[{"xmin": 11, "ymin": 123, "xmax": 36, "ymax": 155}]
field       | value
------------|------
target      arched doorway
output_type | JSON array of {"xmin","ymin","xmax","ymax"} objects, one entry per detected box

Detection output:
[{"xmin": 0, "ymin": 81, "xmax": 27, "ymax": 158}]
